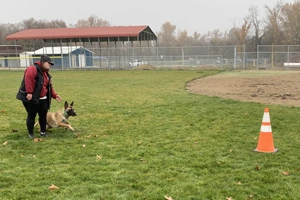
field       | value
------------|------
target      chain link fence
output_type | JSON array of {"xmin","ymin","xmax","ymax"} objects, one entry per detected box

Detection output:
[
  {"xmin": 89, "ymin": 45, "xmax": 246, "ymax": 70},
  {"xmin": 0, "ymin": 45, "xmax": 245, "ymax": 70},
  {"xmin": 2, "ymin": 45, "xmax": 300, "ymax": 70},
  {"xmin": 257, "ymin": 45, "xmax": 300, "ymax": 69}
]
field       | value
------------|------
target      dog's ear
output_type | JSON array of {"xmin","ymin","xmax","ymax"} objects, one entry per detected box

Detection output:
[
  {"xmin": 64, "ymin": 101, "xmax": 68, "ymax": 109},
  {"xmin": 70, "ymin": 101, "xmax": 74, "ymax": 106}
]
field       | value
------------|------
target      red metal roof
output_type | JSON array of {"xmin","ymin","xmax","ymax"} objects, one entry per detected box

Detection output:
[{"xmin": 6, "ymin": 26, "xmax": 151, "ymax": 40}]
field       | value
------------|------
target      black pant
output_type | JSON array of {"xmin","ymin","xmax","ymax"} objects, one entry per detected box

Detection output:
[{"xmin": 22, "ymin": 99, "xmax": 48, "ymax": 134}]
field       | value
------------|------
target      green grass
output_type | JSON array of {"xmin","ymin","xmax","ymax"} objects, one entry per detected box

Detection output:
[{"xmin": 1, "ymin": 70, "xmax": 300, "ymax": 200}]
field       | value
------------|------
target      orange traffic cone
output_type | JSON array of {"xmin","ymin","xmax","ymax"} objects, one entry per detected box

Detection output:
[{"xmin": 254, "ymin": 108, "xmax": 278, "ymax": 153}]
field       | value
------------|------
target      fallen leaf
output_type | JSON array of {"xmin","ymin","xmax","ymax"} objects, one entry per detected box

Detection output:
[
  {"xmin": 2, "ymin": 141, "xmax": 8, "ymax": 146},
  {"xmin": 216, "ymin": 161, "xmax": 222, "ymax": 165},
  {"xmin": 248, "ymin": 195, "xmax": 253, "ymax": 199},
  {"xmin": 48, "ymin": 184, "xmax": 59, "ymax": 190},
  {"xmin": 237, "ymin": 181, "xmax": 242, "ymax": 185},
  {"xmin": 33, "ymin": 138, "xmax": 43, "ymax": 142},
  {"xmin": 138, "ymin": 142, "xmax": 142, "ymax": 145},
  {"xmin": 282, "ymin": 171, "xmax": 290, "ymax": 175},
  {"xmin": 82, "ymin": 144, "xmax": 86, "ymax": 148},
  {"xmin": 164, "ymin": 196, "xmax": 173, "ymax": 200},
  {"xmin": 229, "ymin": 149, "xmax": 233, "ymax": 152},
  {"xmin": 226, "ymin": 197, "xmax": 233, "ymax": 200},
  {"xmin": 0, "ymin": 110, "xmax": 6, "ymax": 113},
  {"xmin": 255, "ymin": 165, "xmax": 260, "ymax": 171},
  {"xmin": 96, "ymin": 155, "xmax": 102, "ymax": 160},
  {"xmin": 33, "ymin": 155, "xmax": 36, "ymax": 158},
  {"xmin": 86, "ymin": 135, "xmax": 91, "ymax": 138}
]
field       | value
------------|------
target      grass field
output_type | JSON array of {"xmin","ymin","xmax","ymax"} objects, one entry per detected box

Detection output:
[{"xmin": 1, "ymin": 70, "xmax": 300, "ymax": 200}]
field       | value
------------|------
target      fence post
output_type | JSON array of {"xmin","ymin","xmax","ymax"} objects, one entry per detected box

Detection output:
[
  {"xmin": 181, "ymin": 47, "xmax": 184, "ymax": 69},
  {"xmin": 287, "ymin": 45, "xmax": 290, "ymax": 69},
  {"xmin": 60, "ymin": 39, "xmax": 64, "ymax": 70},
  {"xmin": 257, "ymin": 45, "xmax": 260, "ymax": 69},
  {"xmin": 271, "ymin": 44, "xmax": 274, "ymax": 68},
  {"xmin": 156, "ymin": 43, "xmax": 159, "ymax": 67},
  {"xmin": 233, "ymin": 45, "xmax": 237, "ymax": 69},
  {"xmin": 243, "ymin": 44, "xmax": 246, "ymax": 70}
]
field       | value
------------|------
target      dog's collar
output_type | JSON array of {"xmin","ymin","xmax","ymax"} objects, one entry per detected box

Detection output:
[{"xmin": 63, "ymin": 110, "xmax": 69, "ymax": 118}]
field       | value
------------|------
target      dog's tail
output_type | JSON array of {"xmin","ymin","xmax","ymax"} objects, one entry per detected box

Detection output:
[{"xmin": 34, "ymin": 122, "xmax": 39, "ymax": 127}]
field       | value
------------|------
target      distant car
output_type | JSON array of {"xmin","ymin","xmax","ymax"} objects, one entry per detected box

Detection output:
[{"xmin": 129, "ymin": 59, "xmax": 147, "ymax": 67}]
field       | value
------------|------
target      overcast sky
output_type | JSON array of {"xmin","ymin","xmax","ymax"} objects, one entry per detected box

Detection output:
[{"xmin": 1, "ymin": 0, "xmax": 295, "ymax": 34}]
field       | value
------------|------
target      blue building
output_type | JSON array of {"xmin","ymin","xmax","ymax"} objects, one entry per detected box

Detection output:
[{"xmin": 31, "ymin": 46, "xmax": 94, "ymax": 68}]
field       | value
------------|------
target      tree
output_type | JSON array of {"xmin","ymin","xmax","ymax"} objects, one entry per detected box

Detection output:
[
  {"xmin": 263, "ymin": 1, "xmax": 284, "ymax": 44},
  {"xmin": 0, "ymin": 23, "xmax": 21, "ymax": 45},
  {"xmin": 157, "ymin": 22, "xmax": 177, "ymax": 47},
  {"xmin": 47, "ymin": 19, "xmax": 67, "ymax": 28},
  {"xmin": 177, "ymin": 30, "xmax": 194, "ymax": 47},
  {"xmin": 248, "ymin": 5, "xmax": 264, "ymax": 51},
  {"xmin": 226, "ymin": 28, "xmax": 239, "ymax": 45},
  {"xmin": 74, "ymin": 15, "xmax": 110, "ymax": 27},
  {"xmin": 21, "ymin": 18, "xmax": 40, "ymax": 29},
  {"xmin": 281, "ymin": 0, "xmax": 300, "ymax": 44},
  {"xmin": 233, "ymin": 19, "xmax": 251, "ymax": 45},
  {"xmin": 209, "ymin": 29, "xmax": 227, "ymax": 46}
]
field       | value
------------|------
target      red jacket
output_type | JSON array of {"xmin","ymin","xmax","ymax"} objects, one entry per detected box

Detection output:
[{"xmin": 25, "ymin": 61, "xmax": 58, "ymax": 98}]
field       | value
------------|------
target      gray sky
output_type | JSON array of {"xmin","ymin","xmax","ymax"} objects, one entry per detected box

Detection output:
[{"xmin": 1, "ymin": 0, "xmax": 295, "ymax": 34}]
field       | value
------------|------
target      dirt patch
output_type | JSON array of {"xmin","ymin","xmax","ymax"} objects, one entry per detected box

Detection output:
[
  {"xmin": 133, "ymin": 64, "xmax": 157, "ymax": 70},
  {"xmin": 186, "ymin": 71, "xmax": 300, "ymax": 107}
]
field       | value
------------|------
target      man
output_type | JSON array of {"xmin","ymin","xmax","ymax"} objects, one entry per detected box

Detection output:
[{"xmin": 16, "ymin": 55, "xmax": 62, "ymax": 138}]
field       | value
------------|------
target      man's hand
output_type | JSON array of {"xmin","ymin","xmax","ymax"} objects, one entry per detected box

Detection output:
[
  {"xmin": 26, "ymin": 94, "xmax": 32, "ymax": 100},
  {"xmin": 56, "ymin": 95, "xmax": 62, "ymax": 102}
]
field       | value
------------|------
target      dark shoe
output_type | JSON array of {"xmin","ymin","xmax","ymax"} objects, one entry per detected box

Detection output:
[
  {"xmin": 28, "ymin": 133, "xmax": 34, "ymax": 139},
  {"xmin": 40, "ymin": 132, "xmax": 48, "ymax": 137}
]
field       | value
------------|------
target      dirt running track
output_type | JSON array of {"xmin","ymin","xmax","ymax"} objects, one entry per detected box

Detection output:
[{"xmin": 186, "ymin": 71, "xmax": 300, "ymax": 107}]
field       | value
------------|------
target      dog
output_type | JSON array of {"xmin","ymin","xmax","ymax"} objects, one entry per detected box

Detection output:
[{"xmin": 35, "ymin": 101, "xmax": 77, "ymax": 131}]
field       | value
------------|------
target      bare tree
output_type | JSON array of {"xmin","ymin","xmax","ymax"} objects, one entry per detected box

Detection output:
[
  {"xmin": 227, "ymin": 28, "xmax": 239, "ymax": 45},
  {"xmin": 233, "ymin": 19, "xmax": 252, "ymax": 45},
  {"xmin": 263, "ymin": 1, "xmax": 284, "ymax": 44},
  {"xmin": 47, "ymin": 19, "xmax": 67, "ymax": 28},
  {"xmin": 177, "ymin": 30, "xmax": 191, "ymax": 47},
  {"xmin": 191, "ymin": 31, "xmax": 203, "ymax": 45},
  {"xmin": 248, "ymin": 5, "xmax": 264, "ymax": 51},
  {"xmin": 0, "ymin": 23, "xmax": 21, "ymax": 45},
  {"xmin": 281, "ymin": 1, "xmax": 300, "ymax": 44},
  {"xmin": 21, "ymin": 18, "xmax": 39, "ymax": 29},
  {"xmin": 209, "ymin": 29, "xmax": 227, "ymax": 46},
  {"xmin": 157, "ymin": 22, "xmax": 177, "ymax": 47},
  {"xmin": 74, "ymin": 15, "xmax": 110, "ymax": 27}
]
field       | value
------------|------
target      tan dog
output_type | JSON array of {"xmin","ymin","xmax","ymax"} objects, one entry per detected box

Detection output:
[{"xmin": 35, "ymin": 101, "xmax": 77, "ymax": 131}]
